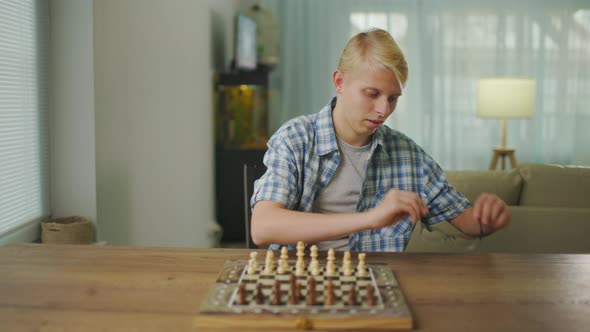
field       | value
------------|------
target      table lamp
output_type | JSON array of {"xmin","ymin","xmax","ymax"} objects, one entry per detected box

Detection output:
[{"xmin": 477, "ymin": 78, "xmax": 536, "ymax": 170}]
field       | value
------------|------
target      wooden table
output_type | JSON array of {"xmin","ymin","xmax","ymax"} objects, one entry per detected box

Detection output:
[{"xmin": 1, "ymin": 244, "xmax": 589, "ymax": 331}]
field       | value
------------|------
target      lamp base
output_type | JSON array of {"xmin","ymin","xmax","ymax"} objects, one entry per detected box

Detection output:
[{"xmin": 489, "ymin": 147, "xmax": 518, "ymax": 170}]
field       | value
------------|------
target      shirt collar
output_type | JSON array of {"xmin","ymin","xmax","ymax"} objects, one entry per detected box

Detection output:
[
  {"xmin": 315, "ymin": 97, "xmax": 388, "ymax": 156},
  {"xmin": 314, "ymin": 98, "xmax": 340, "ymax": 156}
]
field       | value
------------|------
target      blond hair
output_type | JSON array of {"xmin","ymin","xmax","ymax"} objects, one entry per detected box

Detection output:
[{"xmin": 338, "ymin": 29, "xmax": 408, "ymax": 87}]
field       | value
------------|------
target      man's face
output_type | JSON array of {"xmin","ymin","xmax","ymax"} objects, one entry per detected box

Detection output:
[{"xmin": 332, "ymin": 61, "xmax": 402, "ymax": 146}]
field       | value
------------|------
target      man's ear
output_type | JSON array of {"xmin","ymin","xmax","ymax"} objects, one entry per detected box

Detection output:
[{"xmin": 333, "ymin": 70, "xmax": 344, "ymax": 93}]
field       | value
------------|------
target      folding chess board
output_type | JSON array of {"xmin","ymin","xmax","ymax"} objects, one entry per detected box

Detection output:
[{"xmin": 200, "ymin": 253, "xmax": 413, "ymax": 330}]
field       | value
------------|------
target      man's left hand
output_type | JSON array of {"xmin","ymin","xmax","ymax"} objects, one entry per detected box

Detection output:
[{"xmin": 472, "ymin": 193, "xmax": 511, "ymax": 235}]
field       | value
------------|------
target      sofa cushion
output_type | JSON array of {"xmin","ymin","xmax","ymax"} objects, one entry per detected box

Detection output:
[
  {"xmin": 444, "ymin": 168, "xmax": 522, "ymax": 205},
  {"xmin": 479, "ymin": 206, "xmax": 590, "ymax": 253},
  {"xmin": 519, "ymin": 164, "xmax": 590, "ymax": 208}
]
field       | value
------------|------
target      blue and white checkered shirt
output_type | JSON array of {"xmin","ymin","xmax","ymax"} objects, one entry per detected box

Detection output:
[{"xmin": 252, "ymin": 99, "xmax": 470, "ymax": 251}]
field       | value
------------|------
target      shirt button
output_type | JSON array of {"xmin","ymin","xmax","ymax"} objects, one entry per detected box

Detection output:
[{"xmin": 321, "ymin": 176, "xmax": 327, "ymax": 182}]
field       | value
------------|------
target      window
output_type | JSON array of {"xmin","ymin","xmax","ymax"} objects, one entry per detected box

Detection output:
[{"xmin": 0, "ymin": 0, "xmax": 50, "ymax": 240}]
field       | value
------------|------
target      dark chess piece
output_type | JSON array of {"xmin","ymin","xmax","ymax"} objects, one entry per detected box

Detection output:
[
  {"xmin": 295, "ymin": 282, "xmax": 302, "ymax": 300},
  {"xmin": 255, "ymin": 283, "xmax": 265, "ymax": 305},
  {"xmin": 348, "ymin": 285, "xmax": 358, "ymax": 306},
  {"xmin": 366, "ymin": 284, "xmax": 376, "ymax": 306},
  {"xmin": 235, "ymin": 283, "xmax": 247, "ymax": 305},
  {"xmin": 306, "ymin": 277, "xmax": 317, "ymax": 306},
  {"xmin": 307, "ymin": 276, "xmax": 316, "ymax": 289},
  {"xmin": 289, "ymin": 276, "xmax": 299, "ymax": 305},
  {"xmin": 324, "ymin": 281, "xmax": 335, "ymax": 306},
  {"xmin": 288, "ymin": 291, "xmax": 298, "ymax": 305},
  {"xmin": 271, "ymin": 279, "xmax": 282, "ymax": 305}
]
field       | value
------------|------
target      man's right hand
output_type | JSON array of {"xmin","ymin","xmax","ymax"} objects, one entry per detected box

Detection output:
[{"xmin": 366, "ymin": 189, "xmax": 429, "ymax": 230}]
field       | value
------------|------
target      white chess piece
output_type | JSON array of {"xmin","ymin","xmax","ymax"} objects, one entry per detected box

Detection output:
[
  {"xmin": 310, "ymin": 263, "xmax": 320, "ymax": 276},
  {"xmin": 342, "ymin": 250, "xmax": 353, "ymax": 276},
  {"xmin": 356, "ymin": 253, "xmax": 368, "ymax": 277},
  {"xmin": 296, "ymin": 241, "xmax": 306, "ymax": 271},
  {"xmin": 341, "ymin": 250, "xmax": 352, "ymax": 275},
  {"xmin": 247, "ymin": 251, "xmax": 258, "ymax": 274},
  {"xmin": 325, "ymin": 248, "xmax": 336, "ymax": 276},
  {"xmin": 280, "ymin": 246, "xmax": 289, "ymax": 271},
  {"xmin": 263, "ymin": 250, "xmax": 275, "ymax": 275},
  {"xmin": 277, "ymin": 258, "xmax": 286, "ymax": 274},
  {"xmin": 295, "ymin": 259, "xmax": 305, "ymax": 276},
  {"xmin": 308, "ymin": 245, "xmax": 319, "ymax": 273}
]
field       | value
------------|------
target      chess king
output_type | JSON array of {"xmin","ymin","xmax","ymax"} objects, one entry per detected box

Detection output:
[{"xmin": 250, "ymin": 28, "xmax": 510, "ymax": 252}]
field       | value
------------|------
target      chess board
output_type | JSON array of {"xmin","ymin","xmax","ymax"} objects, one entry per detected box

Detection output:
[{"xmin": 200, "ymin": 259, "xmax": 413, "ymax": 330}]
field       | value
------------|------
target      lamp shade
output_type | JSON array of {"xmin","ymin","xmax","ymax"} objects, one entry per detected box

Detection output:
[{"xmin": 477, "ymin": 78, "xmax": 536, "ymax": 119}]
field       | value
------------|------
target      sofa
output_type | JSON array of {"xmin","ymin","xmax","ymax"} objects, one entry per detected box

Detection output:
[{"xmin": 405, "ymin": 163, "xmax": 590, "ymax": 253}]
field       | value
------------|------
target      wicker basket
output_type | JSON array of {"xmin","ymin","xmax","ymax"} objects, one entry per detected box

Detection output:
[{"xmin": 41, "ymin": 216, "xmax": 94, "ymax": 244}]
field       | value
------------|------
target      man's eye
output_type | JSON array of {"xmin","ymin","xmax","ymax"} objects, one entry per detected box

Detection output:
[
  {"xmin": 366, "ymin": 91, "xmax": 378, "ymax": 98},
  {"xmin": 389, "ymin": 97, "xmax": 399, "ymax": 104}
]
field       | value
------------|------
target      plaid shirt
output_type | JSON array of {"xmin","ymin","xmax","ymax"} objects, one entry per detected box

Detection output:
[{"xmin": 252, "ymin": 99, "xmax": 470, "ymax": 252}]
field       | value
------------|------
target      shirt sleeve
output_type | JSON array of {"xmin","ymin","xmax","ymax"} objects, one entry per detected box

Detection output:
[
  {"xmin": 421, "ymin": 156, "xmax": 471, "ymax": 225},
  {"xmin": 251, "ymin": 125, "xmax": 302, "ymax": 210}
]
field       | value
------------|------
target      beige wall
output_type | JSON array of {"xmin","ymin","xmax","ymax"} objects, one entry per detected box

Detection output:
[
  {"xmin": 48, "ymin": 0, "xmax": 250, "ymax": 247},
  {"xmin": 50, "ymin": 0, "xmax": 97, "ymax": 226},
  {"xmin": 94, "ymin": 0, "xmax": 215, "ymax": 247}
]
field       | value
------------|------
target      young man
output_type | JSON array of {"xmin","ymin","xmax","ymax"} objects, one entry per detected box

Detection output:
[{"xmin": 250, "ymin": 29, "xmax": 510, "ymax": 251}]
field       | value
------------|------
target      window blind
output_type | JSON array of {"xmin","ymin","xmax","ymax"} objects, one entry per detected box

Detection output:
[{"xmin": 0, "ymin": 0, "xmax": 50, "ymax": 237}]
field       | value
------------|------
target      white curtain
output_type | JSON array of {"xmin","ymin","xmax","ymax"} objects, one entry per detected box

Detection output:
[{"xmin": 260, "ymin": 0, "xmax": 590, "ymax": 170}]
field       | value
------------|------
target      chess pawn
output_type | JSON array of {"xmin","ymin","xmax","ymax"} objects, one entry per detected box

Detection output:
[
  {"xmin": 263, "ymin": 250, "xmax": 275, "ymax": 275},
  {"xmin": 247, "ymin": 252, "xmax": 258, "ymax": 275},
  {"xmin": 366, "ymin": 284, "xmax": 376, "ymax": 306},
  {"xmin": 356, "ymin": 253, "xmax": 368, "ymax": 277},
  {"xmin": 342, "ymin": 261, "xmax": 353, "ymax": 276},
  {"xmin": 308, "ymin": 245, "xmax": 319, "ymax": 273},
  {"xmin": 309, "ymin": 260, "xmax": 320, "ymax": 275},
  {"xmin": 342, "ymin": 251, "xmax": 353, "ymax": 276},
  {"xmin": 325, "ymin": 260, "xmax": 336, "ymax": 277},
  {"xmin": 280, "ymin": 246, "xmax": 290, "ymax": 271},
  {"xmin": 255, "ymin": 283, "xmax": 264, "ymax": 305},
  {"xmin": 288, "ymin": 288, "xmax": 299, "ymax": 305},
  {"xmin": 310, "ymin": 263, "xmax": 320, "ymax": 276},
  {"xmin": 296, "ymin": 241, "xmax": 306, "ymax": 271},
  {"xmin": 341, "ymin": 250, "xmax": 351, "ymax": 273},
  {"xmin": 295, "ymin": 259, "xmax": 306, "ymax": 276},
  {"xmin": 297, "ymin": 241, "xmax": 305, "ymax": 251},
  {"xmin": 325, "ymin": 248, "xmax": 336, "ymax": 276},
  {"xmin": 348, "ymin": 286, "xmax": 358, "ymax": 306},
  {"xmin": 324, "ymin": 281, "xmax": 335, "ymax": 306},
  {"xmin": 271, "ymin": 279, "xmax": 282, "ymax": 305},
  {"xmin": 342, "ymin": 250, "xmax": 351, "ymax": 264},
  {"xmin": 277, "ymin": 258, "xmax": 286, "ymax": 274},
  {"xmin": 306, "ymin": 277, "xmax": 317, "ymax": 306},
  {"xmin": 235, "ymin": 283, "xmax": 247, "ymax": 305}
]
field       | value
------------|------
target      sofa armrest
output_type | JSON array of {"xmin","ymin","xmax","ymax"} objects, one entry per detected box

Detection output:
[{"xmin": 479, "ymin": 206, "xmax": 590, "ymax": 253}]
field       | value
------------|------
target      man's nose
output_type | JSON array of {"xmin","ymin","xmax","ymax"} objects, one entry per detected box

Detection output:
[{"xmin": 375, "ymin": 98, "xmax": 391, "ymax": 116}]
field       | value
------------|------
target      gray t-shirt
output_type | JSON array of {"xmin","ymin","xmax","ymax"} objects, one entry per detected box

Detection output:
[{"xmin": 313, "ymin": 136, "xmax": 371, "ymax": 250}]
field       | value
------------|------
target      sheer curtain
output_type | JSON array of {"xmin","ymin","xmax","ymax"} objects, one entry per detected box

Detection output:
[{"xmin": 261, "ymin": 0, "xmax": 590, "ymax": 170}]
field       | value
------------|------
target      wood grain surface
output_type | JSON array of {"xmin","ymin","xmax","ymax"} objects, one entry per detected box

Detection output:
[{"xmin": 1, "ymin": 244, "xmax": 589, "ymax": 331}]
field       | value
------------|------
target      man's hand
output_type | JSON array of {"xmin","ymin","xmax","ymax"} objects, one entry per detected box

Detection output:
[
  {"xmin": 472, "ymin": 193, "xmax": 511, "ymax": 235},
  {"xmin": 366, "ymin": 189, "xmax": 429, "ymax": 230}
]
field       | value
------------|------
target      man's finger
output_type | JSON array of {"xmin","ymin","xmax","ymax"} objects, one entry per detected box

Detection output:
[
  {"xmin": 494, "ymin": 210, "xmax": 511, "ymax": 230},
  {"xmin": 479, "ymin": 194, "xmax": 493, "ymax": 226},
  {"xmin": 473, "ymin": 194, "xmax": 486, "ymax": 220},
  {"xmin": 490, "ymin": 199, "xmax": 504, "ymax": 223},
  {"xmin": 401, "ymin": 197, "xmax": 421, "ymax": 224}
]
